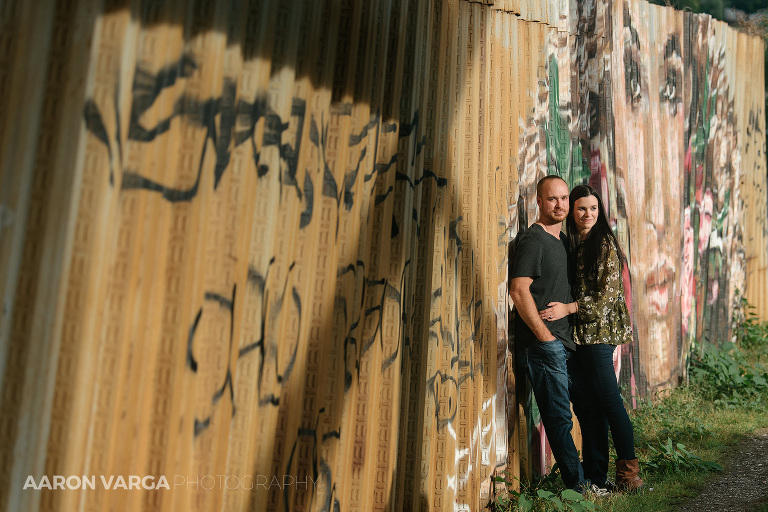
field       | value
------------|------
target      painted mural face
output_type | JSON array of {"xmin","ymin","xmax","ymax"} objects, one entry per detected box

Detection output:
[
  {"xmin": 632, "ymin": 175, "xmax": 680, "ymax": 393},
  {"xmin": 620, "ymin": 4, "xmax": 681, "ymax": 390}
]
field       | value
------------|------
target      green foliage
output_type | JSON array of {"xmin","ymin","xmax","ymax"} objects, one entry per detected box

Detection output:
[
  {"xmin": 729, "ymin": 0, "xmax": 767, "ymax": 13},
  {"xmin": 642, "ymin": 437, "xmax": 724, "ymax": 474},
  {"xmin": 647, "ymin": 0, "xmax": 726, "ymax": 19},
  {"xmin": 631, "ymin": 391, "xmax": 723, "ymax": 482},
  {"xmin": 493, "ymin": 468, "xmax": 597, "ymax": 512},
  {"xmin": 689, "ymin": 299, "xmax": 768, "ymax": 409},
  {"xmin": 631, "ymin": 390, "xmax": 712, "ymax": 449},
  {"xmin": 734, "ymin": 297, "xmax": 768, "ymax": 353},
  {"xmin": 690, "ymin": 342, "xmax": 768, "ymax": 408}
]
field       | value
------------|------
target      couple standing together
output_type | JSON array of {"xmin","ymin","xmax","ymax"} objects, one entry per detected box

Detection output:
[{"xmin": 510, "ymin": 176, "xmax": 644, "ymax": 495}]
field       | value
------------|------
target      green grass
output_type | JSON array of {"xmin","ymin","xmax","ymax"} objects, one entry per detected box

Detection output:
[
  {"xmin": 492, "ymin": 302, "xmax": 768, "ymax": 512},
  {"xmin": 599, "ymin": 391, "xmax": 768, "ymax": 512}
]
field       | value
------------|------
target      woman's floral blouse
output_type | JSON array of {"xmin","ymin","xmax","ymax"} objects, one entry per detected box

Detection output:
[{"xmin": 573, "ymin": 238, "xmax": 633, "ymax": 346}]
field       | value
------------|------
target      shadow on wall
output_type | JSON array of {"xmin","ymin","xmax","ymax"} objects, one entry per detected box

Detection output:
[{"xmin": 0, "ymin": 1, "xmax": 518, "ymax": 512}]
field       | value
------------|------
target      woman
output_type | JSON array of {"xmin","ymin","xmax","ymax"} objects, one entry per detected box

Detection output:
[{"xmin": 539, "ymin": 185, "xmax": 643, "ymax": 493}]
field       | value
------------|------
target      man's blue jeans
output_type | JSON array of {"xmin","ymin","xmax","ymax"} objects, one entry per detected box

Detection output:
[
  {"xmin": 569, "ymin": 343, "xmax": 636, "ymax": 487},
  {"xmin": 523, "ymin": 339, "xmax": 585, "ymax": 490}
]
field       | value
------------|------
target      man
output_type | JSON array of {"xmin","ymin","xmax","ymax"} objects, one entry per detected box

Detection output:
[{"xmin": 510, "ymin": 175, "xmax": 586, "ymax": 491}]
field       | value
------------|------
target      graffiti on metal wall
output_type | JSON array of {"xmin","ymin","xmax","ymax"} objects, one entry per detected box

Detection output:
[
  {"xmin": 680, "ymin": 15, "xmax": 745, "ymax": 364},
  {"xmin": 576, "ymin": 0, "xmax": 640, "ymax": 394},
  {"xmin": 81, "ymin": 36, "xmax": 505, "ymax": 505},
  {"xmin": 82, "ymin": 55, "xmax": 413, "ymax": 510},
  {"xmin": 61, "ymin": 2, "xmax": 764, "ymax": 511},
  {"xmin": 615, "ymin": 2, "xmax": 753, "ymax": 391}
]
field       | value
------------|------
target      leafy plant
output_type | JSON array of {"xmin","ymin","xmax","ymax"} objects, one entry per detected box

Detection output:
[
  {"xmin": 641, "ymin": 437, "xmax": 723, "ymax": 475},
  {"xmin": 733, "ymin": 295, "xmax": 768, "ymax": 352},
  {"xmin": 690, "ymin": 342, "xmax": 768, "ymax": 409},
  {"xmin": 631, "ymin": 391, "xmax": 712, "ymax": 450},
  {"xmin": 493, "ymin": 467, "xmax": 597, "ymax": 512}
]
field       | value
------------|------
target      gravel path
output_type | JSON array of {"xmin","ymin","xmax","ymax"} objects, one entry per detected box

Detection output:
[{"xmin": 676, "ymin": 429, "xmax": 768, "ymax": 512}]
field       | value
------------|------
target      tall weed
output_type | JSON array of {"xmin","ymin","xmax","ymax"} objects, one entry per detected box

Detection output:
[
  {"xmin": 734, "ymin": 296, "xmax": 768, "ymax": 353},
  {"xmin": 690, "ymin": 297, "xmax": 768, "ymax": 409},
  {"xmin": 690, "ymin": 342, "xmax": 768, "ymax": 408}
]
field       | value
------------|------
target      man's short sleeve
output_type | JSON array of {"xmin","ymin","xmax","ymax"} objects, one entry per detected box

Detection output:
[{"xmin": 511, "ymin": 233, "xmax": 542, "ymax": 279}]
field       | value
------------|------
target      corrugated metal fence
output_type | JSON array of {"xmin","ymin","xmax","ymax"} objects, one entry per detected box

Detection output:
[{"xmin": 0, "ymin": 0, "xmax": 765, "ymax": 511}]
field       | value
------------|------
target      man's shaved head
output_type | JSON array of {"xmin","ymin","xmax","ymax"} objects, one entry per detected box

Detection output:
[{"xmin": 536, "ymin": 175, "xmax": 567, "ymax": 197}]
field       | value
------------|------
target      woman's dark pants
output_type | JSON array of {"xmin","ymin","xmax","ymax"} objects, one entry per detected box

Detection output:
[{"xmin": 569, "ymin": 343, "xmax": 637, "ymax": 487}]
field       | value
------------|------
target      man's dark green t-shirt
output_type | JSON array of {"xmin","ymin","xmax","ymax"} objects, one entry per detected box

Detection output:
[{"xmin": 511, "ymin": 223, "xmax": 575, "ymax": 350}]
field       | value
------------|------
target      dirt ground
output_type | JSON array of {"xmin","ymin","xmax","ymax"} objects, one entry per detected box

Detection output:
[{"xmin": 675, "ymin": 429, "xmax": 768, "ymax": 512}]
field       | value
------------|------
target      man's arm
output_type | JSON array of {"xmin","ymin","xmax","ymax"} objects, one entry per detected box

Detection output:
[{"xmin": 510, "ymin": 276, "xmax": 554, "ymax": 341}]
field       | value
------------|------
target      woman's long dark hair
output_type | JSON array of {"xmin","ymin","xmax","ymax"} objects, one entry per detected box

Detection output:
[{"xmin": 566, "ymin": 185, "xmax": 624, "ymax": 278}]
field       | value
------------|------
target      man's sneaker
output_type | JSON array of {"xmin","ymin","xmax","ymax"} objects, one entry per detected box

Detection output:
[{"xmin": 587, "ymin": 483, "xmax": 612, "ymax": 497}]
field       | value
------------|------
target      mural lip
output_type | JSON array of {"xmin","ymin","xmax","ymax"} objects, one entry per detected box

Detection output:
[{"xmin": 644, "ymin": 260, "xmax": 676, "ymax": 315}]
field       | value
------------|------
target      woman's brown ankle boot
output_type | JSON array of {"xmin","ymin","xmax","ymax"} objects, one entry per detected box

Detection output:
[{"xmin": 615, "ymin": 458, "xmax": 644, "ymax": 492}]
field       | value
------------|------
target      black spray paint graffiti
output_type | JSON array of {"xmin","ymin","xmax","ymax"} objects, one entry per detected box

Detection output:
[
  {"xmin": 82, "ymin": 50, "xmax": 435, "ymax": 508},
  {"xmin": 84, "ymin": 55, "xmax": 311, "ymax": 216},
  {"xmin": 302, "ymin": 106, "xmax": 437, "ymax": 393},
  {"xmin": 282, "ymin": 409, "xmax": 342, "ymax": 512},
  {"xmin": 425, "ymin": 217, "xmax": 484, "ymax": 431},
  {"xmin": 308, "ymin": 110, "xmax": 371, "ymax": 234},
  {"xmin": 308, "ymin": 107, "xmax": 402, "ymax": 238},
  {"xmin": 335, "ymin": 261, "xmax": 366, "ymax": 392},
  {"xmin": 237, "ymin": 107, "xmax": 424, "ymax": 508},
  {"xmin": 83, "ymin": 97, "xmax": 121, "ymax": 186},
  {"xmin": 240, "ymin": 259, "xmax": 302, "ymax": 409},
  {"xmin": 186, "ymin": 285, "xmax": 237, "ymax": 436},
  {"xmin": 87, "ymin": 59, "xmax": 436, "ymax": 430},
  {"xmin": 333, "ymin": 260, "xmax": 413, "ymax": 392}
]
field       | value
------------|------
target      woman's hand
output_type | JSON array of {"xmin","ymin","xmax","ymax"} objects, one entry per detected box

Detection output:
[{"xmin": 539, "ymin": 302, "xmax": 576, "ymax": 322}]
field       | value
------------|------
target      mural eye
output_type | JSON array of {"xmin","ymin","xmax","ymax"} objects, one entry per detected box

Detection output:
[
  {"xmin": 631, "ymin": 73, "xmax": 641, "ymax": 103},
  {"xmin": 661, "ymin": 73, "xmax": 678, "ymax": 103}
]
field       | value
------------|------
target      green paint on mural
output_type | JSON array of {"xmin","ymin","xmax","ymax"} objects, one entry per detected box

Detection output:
[
  {"xmin": 546, "ymin": 54, "xmax": 589, "ymax": 189},
  {"xmin": 546, "ymin": 55, "xmax": 568, "ymax": 178},
  {"xmin": 572, "ymin": 143, "xmax": 589, "ymax": 187},
  {"xmin": 716, "ymin": 189, "xmax": 730, "ymax": 231}
]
